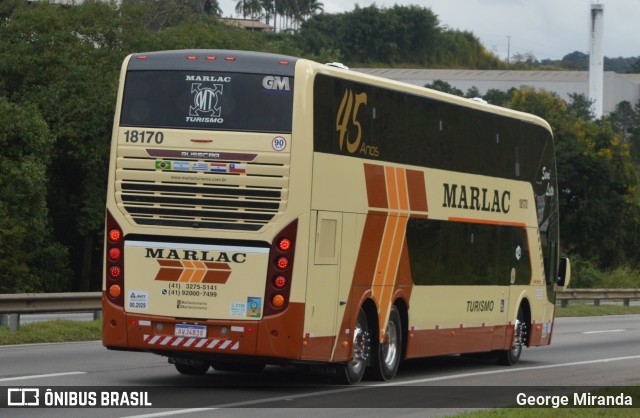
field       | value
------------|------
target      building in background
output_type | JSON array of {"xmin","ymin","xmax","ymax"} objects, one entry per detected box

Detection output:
[{"xmin": 353, "ymin": 68, "xmax": 640, "ymax": 116}]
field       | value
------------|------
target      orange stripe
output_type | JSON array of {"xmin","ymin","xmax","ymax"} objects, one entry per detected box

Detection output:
[
  {"xmin": 190, "ymin": 261, "xmax": 207, "ymax": 283},
  {"xmin": 376, "ymin": 167, "xmax": 411, "ymax": 341},
  {"xmin": 372, "ymin": 215, "xmax": 398, "ymax": 291},
  {"xmin": 448, "ymin": 217, "xmax": 526, "ymax": 227},
  {"xmin": 378, "ymin": 214, "xmax": 409, "ymax": 333},
  {"xmin": 396, "ymin": 167, "xmax": 409, "ymax": 211},
  {"xmin": 380, "ymin": 169, "xmax": 410, "ymax": 317},
  {"xmin": 385, "ymin": 166, "xmax": 399, "ymax": 210},
  {"xmin": 178, "ymin": 261, "xmax": 195, "ymax": 282}
]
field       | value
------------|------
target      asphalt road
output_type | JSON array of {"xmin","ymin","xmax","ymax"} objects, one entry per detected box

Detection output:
[{"xmin": 1, "ymin": 315, "xmax": 639, "ymax": 417}]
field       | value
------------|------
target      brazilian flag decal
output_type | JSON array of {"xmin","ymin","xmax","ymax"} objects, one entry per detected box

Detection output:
[{"xmin": 155, "ymin": 160, "xmax": 171, "ymax": 170}]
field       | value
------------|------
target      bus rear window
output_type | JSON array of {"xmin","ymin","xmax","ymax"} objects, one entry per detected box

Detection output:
[{"xmin": 120, "ymin": 71, "xmax": 293, "ymax": 133}]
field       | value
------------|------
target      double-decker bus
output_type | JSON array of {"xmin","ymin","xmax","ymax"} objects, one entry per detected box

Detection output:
[{"xmin": 102, "ymin": 49, "xmax": 571, "ymax": 384}]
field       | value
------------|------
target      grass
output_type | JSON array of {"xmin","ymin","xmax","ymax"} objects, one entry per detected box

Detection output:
[
  {"xmin": 0, "ymin": 319, "xmax": 101, "ymax": 345},
  {"xmin": 555, "ymin": 303, "xmax": 640, "ymax": 317}
]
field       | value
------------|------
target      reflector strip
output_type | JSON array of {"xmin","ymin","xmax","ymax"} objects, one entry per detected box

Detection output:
[{"xmin": 143, "ymin": 335, "xmax": 239, "ymax": 351}]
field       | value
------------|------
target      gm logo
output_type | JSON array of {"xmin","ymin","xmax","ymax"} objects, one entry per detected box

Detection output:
[
  {"xmin": 7, "ymin": 388, "xmax": 40, "ymax": 406},
  {"xmin": 262, "ymin": 76, "xmax": 290, "ymax": 91}
]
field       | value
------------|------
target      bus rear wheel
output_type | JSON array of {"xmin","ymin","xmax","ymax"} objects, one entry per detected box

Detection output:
[
  {"xmin": 212, "ymin": 362, "xmax": 266, "ymax": 373},
  {"xmin": 340, "ymin": 308, "xmax": 371, "ymax": 384},
  {"xmin": 498, "ymin": 306, "xmax": 527, "ymax": 366},
  {"xmin": 368, "ymin": 305, "xmax": 402, "ymax": 381},
  {"xmin": 172, "ymin": 359, "xmax": 210, "ymax": 375}
]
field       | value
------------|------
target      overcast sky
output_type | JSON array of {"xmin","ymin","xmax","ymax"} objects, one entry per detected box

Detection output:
[{"xmin": 217, "ymin": 0, "xmax": 640, "ymax": 61}]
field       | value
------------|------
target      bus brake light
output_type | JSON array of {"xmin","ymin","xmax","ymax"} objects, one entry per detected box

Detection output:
[
  {"xmin": 273, "ymin": 275, "xmax": 287, "ymax": 289},
  {"xmin": 109, "ymin": 229, "xmax": 121, "ymax": 242},
  {"xmin": 276, "ymin": 257, "xmax": 289, "ymax": 270},
  {"xmin": 109, "ymin": 266, "xmax": 121, "ymax": 279},
  {"xmin": 108, "ymin": 247, "xmax": 121, "ymax": 261},
  {"xmin": 278, "ymin": 238, "xmax": 291, "ymax": 251}
]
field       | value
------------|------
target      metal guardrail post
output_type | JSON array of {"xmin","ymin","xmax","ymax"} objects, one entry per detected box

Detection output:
[
  {"xmin": 0, "ymin": 314, "xmax": 8, "ymax": 326},
  {"xmin": 9, "ymin": 313, "xmax": 19, "ymax": 333}
]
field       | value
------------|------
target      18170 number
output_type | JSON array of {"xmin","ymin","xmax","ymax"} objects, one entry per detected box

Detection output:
[{"xmin": 123, "ymin": 130, "xmax": 164, "ymax": 144}]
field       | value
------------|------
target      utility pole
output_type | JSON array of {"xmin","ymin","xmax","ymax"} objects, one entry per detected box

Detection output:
[{"xmin": 506, "ymin": 35, "xmax": 511, "ymax": 64}]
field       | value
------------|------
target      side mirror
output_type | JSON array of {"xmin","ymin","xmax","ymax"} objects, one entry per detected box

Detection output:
[{"xmin": 556, "ymin": 257, "xmax": 571, "ymax": 291}]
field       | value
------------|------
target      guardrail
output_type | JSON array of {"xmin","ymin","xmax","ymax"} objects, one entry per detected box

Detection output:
[
  {"xmin": 556, "ymin": 288, "xmax": 640, "ymax": 307},
  {"xmin": 0, "ymin": 289, "xmax": 639, "ymax": 333},
  {"xmin": 0, "ymin": 292, "xmax": 101, "ymax": 332}
]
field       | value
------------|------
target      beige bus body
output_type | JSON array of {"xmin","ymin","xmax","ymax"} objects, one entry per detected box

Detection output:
[{"xmin": 103, "ymin": 51, "xmax": 569, "ymax": 382}]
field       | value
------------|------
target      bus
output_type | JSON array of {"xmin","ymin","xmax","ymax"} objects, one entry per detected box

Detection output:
[{"xmin": 102, "ymin": 49, "xmax": 571, "ymax": 384}]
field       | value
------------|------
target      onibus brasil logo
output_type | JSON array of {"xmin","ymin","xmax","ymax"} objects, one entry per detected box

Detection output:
[{"xmin": 187, "ymin": 83, "xmax": 223, "ymax": 123}]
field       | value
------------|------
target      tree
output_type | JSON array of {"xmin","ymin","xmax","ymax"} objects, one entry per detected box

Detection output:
[
  {"xmin": 424, "ymin": 80, "xmax": 464, "ymax": 96},
  {"xmin": 0, "ymin": 99, "xmax": 71, "ymax": 293},
  {"xmin": 508, "ymin": 87, "xmax": 640, "ymax": 268}
]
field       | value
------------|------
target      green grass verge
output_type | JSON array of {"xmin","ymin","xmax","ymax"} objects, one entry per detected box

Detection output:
[
  {"xmin": 555, "ymin": 303, "xmax": 640, "ymax": 317},
  {"xmin": 0, "ymin": 319, "xmax": 101, "ymax": 345}
]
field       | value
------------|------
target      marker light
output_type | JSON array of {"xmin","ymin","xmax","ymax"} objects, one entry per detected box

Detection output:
[
  {"xmin": 108, "ymin": 247, "xmax": 121, "ymax": 261},
  {"xmin": 206, "ymin": 56, "xmax": 217, "ymax": 61},
  {"xmin": 278, "ymin": 238, "xmax": 291, "ymax": 252},
  {"xmin": 186, "ymin": 55, "xmax": 198, "ymax": 60},
  {"xmin": 136, "ymin": 55, "xmax": 148, "ymax": 60},
  {"xmin": 225, "ymin": 57, "xmax": 236, "ymax": 61},
  {"xmin": 273, "ymin": 275, "xmax": 287, "ymax": 289},
  {"xmin": 276, "ymin": 257, "xmax": 289, "ymax": 270},
  {"xmin": 271, "ymin": 294, "xmax": 285, "ymax": 308},
  {"xmin": 109, "ymin": 284, "xmax": 122, "ymax": 298},
  {"xmin": 109, "ymin": 229, "xmax": 121, "ymax": 242},
  {"xmin": 109, "ymin": 266, "xmax": 121, "ymax": 279}
]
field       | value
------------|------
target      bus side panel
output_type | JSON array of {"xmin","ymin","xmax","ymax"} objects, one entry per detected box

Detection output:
[{"xmin": 405, "ymin": 326, "xmax": 511, "ymax": 358}]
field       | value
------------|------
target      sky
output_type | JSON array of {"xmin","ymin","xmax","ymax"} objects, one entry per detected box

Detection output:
[{"xmin": 217, "ymin": 0, "xmax": 640, "ymax": 61}]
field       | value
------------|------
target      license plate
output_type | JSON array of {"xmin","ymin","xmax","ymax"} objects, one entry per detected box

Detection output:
[{"xmin": 175, "ymin": 324, "xmax": 207, "ymax": 338}]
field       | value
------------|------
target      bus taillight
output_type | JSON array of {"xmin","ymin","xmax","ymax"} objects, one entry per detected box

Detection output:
[
  {"xmin": 278, "ymin": 238, "xmax": 291, "ymax": 251},
  {"xmin": 276, "ymin": 256, "xmax": 289, "ymax": 270},
  {"xmin": 105, "ymin": 210, "xmax": 125, "ymax": 307},
  {"xmin": 108, "ymin": 247, "xmax": 121, "ymax": 261},
  {"xmin": 264, "ymin": 220, "xmax": 298, "ymax": 316},
  {"xmin": 273, "ymin": 275, "xmax": 287, "ymax": 289}
]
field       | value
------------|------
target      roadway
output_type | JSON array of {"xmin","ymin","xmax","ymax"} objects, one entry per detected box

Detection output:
[{"xmin": 0, "ymin": 315, "xmax": 638, "ymax": 417}]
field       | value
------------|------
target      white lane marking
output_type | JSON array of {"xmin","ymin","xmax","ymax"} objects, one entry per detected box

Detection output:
[
  {"xmin": 0, "ymin": 372, "xmax": 86, "ymax": 382},
  {"xmin": 121, "ymin": 354, "xmax": 640, "ymax": 418},
  {"xmin": 583, "ymin": 329, "xmax": 625, "ymax": 334}
]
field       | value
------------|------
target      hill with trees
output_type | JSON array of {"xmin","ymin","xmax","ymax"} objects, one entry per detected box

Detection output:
[{"xmin": 1, "ymin": 0, "xmax": 640, "ymax": 292}]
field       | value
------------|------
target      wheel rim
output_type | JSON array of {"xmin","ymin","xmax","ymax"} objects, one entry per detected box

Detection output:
[
  {"xmin": 348, "ymin": 312, "xmax": 370, "ymax": 375},
  {"xmin": 511, "ymin": 318, "xmax": 525, "ymax": 356},
  {"xmin": 381, "ymin": 320, "xmax": 399, "ymax": 370}
]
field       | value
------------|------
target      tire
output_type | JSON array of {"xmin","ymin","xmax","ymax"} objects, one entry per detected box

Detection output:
[
  {"xmin": 339, "ymin": 308, "xmax": 371, "ymax": 384},
  {"xmin": 173, "ymin": 360, "xmax": 210, "ymax": 375},
  {"xmin": 212, "ymin": 363, "xmax": 266, "ymax": 373},
  {"xmin": 368, "ymin": 305, "xmax": 402, "ymax": 381},
  {"xmin": 497, "ymin": 306, "xmax": 527, "ymax": 366}
]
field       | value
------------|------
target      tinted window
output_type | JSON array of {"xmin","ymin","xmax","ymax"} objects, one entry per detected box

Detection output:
[
  {"xmin": 406, "ymin": 218, "xmax": 531, "ymax": 286},
  {"xmin": 121, "ymin": 71, "xmax": 293, "ymax": 133}
]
